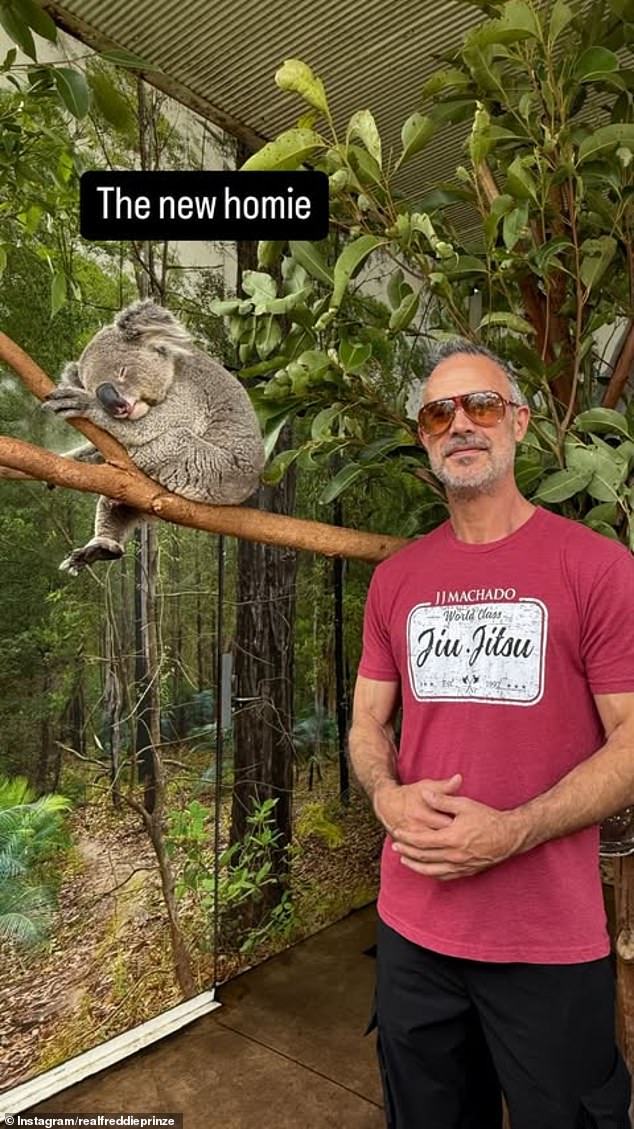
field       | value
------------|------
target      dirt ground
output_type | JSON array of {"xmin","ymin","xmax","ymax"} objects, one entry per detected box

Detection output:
[{"xmin": 0, "ymin": 767, "xmax": 382, "ymax": 1094}]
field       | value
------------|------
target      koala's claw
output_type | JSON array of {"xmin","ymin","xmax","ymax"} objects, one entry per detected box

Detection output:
[{"xmin": 60, "ymin": 537, "xmax": 124, "ymax": 575}]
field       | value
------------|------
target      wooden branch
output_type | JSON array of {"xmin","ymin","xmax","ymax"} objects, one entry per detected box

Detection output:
[
  {"xmin": 0, "ymin": 330, "xmax": 406, "ymax": 563},
  {"xmin": 0, "ymin": 435, "xmax": 406, "ymax": 564},
  {"xmin": 602, "ymin": 320, "xmax": 634, "ymax": 409}
]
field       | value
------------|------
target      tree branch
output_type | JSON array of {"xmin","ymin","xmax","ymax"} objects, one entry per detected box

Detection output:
[
  {"xmin": 602, "ymin": 320, "xmax": 634, "ymax": 409},
  {"xmin": 0, "ymin": 435, "xmax": 405, "ymax": 564}
]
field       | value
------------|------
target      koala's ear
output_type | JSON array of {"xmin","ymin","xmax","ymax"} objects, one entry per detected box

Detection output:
[
  {"xmin": 115, "ymin": 299, "xmax": 192, "ymax": 357},
  {"xmin": 59, "ymin": 361, "xmax": 82, "ymax": 387}
]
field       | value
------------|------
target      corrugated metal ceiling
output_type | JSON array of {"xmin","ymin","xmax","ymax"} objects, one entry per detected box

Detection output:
[{"xmin": 45, "ymin": 0, "xmax": 485, "ymax": 220}]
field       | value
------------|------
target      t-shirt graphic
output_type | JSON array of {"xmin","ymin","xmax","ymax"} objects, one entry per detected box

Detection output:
[{"xmin": 407, "ymin": 595, "xmax": 548, "ymax": 705}]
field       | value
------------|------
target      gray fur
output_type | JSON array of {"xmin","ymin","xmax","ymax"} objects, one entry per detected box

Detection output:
[{"xmin": 42, "ymin": 299, "xmax": 265, "ymax": 574}]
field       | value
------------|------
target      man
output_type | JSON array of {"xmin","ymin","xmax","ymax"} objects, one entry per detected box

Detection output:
[{"xmin": 349, "ymin": 340, "xmax": 634, "ymax": 1129}]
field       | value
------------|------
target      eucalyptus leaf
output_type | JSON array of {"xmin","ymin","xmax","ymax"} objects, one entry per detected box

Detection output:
[
  {"xmin": 19, "ymin": 0, "xmax": 57, "ymax": 41},
  {"xmin": 399, "ymin": 113, "xmax": 436, "ymax": 165},
  {"xmin": 51, "ymin": 271, "xmax": 66, "ymax": 319},
  {"xmin": 479, "ymin": 311, "xmax": 535, "ymax": 334},
  {"xmin": 579, "ymin": 236, "xmax": 617, "ymax": 292},
  {"xmin": 241, "ymin": 129, "xmax": 324, "ymax": 172},
  {"xmin": 347, "ymin": 109, "xmax": 382, "ymax": 167},
  {"xmin": 261, "ymin": 447, "xmax": 301, "ymax": 485},
  {"xmin": 275, "ymin": 59, "xmax": 329, "ymax": 115},
  {"xmin": 422, "ymin": 68, "xmax": 470, "ymax": 98},
  {"xmin": 289, "ymin": 241, "xmax": 333, "ymax": 285},
  {"xmin": 0, "ymin": 4, "xmax": 36, "ymax": 58},
  {"xmin": 548, "ymin": 0, "xmax": 574, "ymax": 44},
  {"xmin": 532, "ymin": 467, "xmax": 593, "ymax": 503},
  {"xmin": 327, "ymin": 234, "xmax": 385, "ymax": 316},
  {"xmin": 574, "ymin": 47, "xmax": 620, "ymax": 83},
  {"xmin": 54, "ymin": 68, "xmax": 90, "ymax": 118},
  {"xmin": 578, "ymin": 123, "xmax": 634, "ymax": 162},
  {"xmin": 87, "ymin": 71, "xmax": 135, "ymax": 132},
  {"xmin": 389, "ymin": 288, "xmax": 421, "ymax": 332},
  {"xmin": 574, "ymin": 407, "xmax": 632, "ymax": 440},
  {"xmin": 339, "ymin": 338, "xmax": 372, "ymax": 372},
  {"xmin": 319, "ymin": 462, "xmax": 374, "ymax": 504}
]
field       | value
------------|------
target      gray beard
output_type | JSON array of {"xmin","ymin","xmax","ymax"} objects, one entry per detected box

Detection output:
[{"xmin": 430, "ymin": 447, "xmax": 515, "ymax": 496}]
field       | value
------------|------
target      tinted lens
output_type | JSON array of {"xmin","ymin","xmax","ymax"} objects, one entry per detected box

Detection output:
[
  {"xmin": 418, "ymin": 399, "xmax": 456, "ymax": 435},
  {"xmin": 462, "ymin": 391, "xmax": 505, "ymax": 426}
]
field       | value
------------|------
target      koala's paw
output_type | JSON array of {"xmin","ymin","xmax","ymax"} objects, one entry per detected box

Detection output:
[
  {"xmin": 42, "ymin": 387, "xmax": 95, "ymax": 419},
  {"xmin": 60, "ymin": 537, "xmax": 124, "ymax": 575}
]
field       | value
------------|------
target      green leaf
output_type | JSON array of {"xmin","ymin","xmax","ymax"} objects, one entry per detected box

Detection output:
[
  {"xmin": 584, "ymin": 519, "xmax": 620, "ymax": 540},
  {"xmin": 0, "ymin": 4, "xmax": 36, "ymax": 58},
  {"xmin": 319, "ymin": 462, "xmax": 372, "ymax": 504},
  {"xmin": 241, "ymin": 129, "xmax": 324, "ymax": 172},
  {"xmin": 51, "ymin": 271, "xmax": 66, "ymax": 319},
  {"xmin": 532, "ymin": 467, "xmax": 593, "ymax": 503},
  {"xmin": 99, "ymin": 47, "xmax": 155, "ymax": 70},
  {"xmin": 257, "ymin": 240, "xmax": 285, "ymax": 269},
  {"xmin": 255, "ymin": 316, "xmax": 283, "ymax": 359},
  {"xmin": 327, "ymin": 234, "xmax": 385, "ymax": 316},
  {"xmin": 389, "ymin": 288, "xmax": 421, "ymax": 332},
  {"xmin": 311, "ymin": 403, "xmax": 343, "ymax": 439},
  {"xmin": 584, "ymin": 501, "xmax": 619, "ymax": 524},
  {"xmin": 347, "ymin": 109, "xmax": 382, "ymax": 167},
  {"xmin": 261, "ymin": 407, "xmax": 298, "ymax": 457},
  {"xmin": 339, "ymin": 338, "xmax": 372, "ymax": 372},
  {"xmin": 422, "ymin": 68, "xmax": 470, "ymax": 98},
  {"xmin": 399, "ymin": 113, "xmax": 436, "ymax": 165},
  {"xmin": 574, "ymin": 407, "xmax": 632, "ymax": 440},
  {"xmin": 478, "ymin": 311, "xmax": 535, "ymax": 334},
  {"xmin": 506, "ymin": 156, "xmax": 539, "ymax": 202},
  {"xmin": 387, "ymin": 268, "xmax": 406, "ymax": 309},
  {"xmin": 54, "ymin": 67, "xmax": 90, "ymax": 118},
  {"xmin": 609, "ymin": 0, "xmax": 634, "ymax": 18},
  {"xmin": 548, "ymin": 0, "xmax": 574, "ymax": 44},
  {"xmin": 87, "ymin": 71, "xmax": 135, "ymax": 132},
  {"xmin": 466, "ymin": 0, "xmax": 540, "ymax": 47},
  {"xmin": 574, "ymin": 47, "xmax": 620, "ymax": 83},
  {"xmin": 289, "ymin": 240, "xmax": 333, "ymax": 285},
  {"xmin": 241, "ymin": 270, "xmax": 277, "ymax": 313},
  {"xmin": 502, "ymin": 201, "xmax": 529, "ymax": 249},
  {"xmin": 209, "ymin": 298, "xmax": 242, "ymax": 316},
  {"xmin": 19, "ymin": 0, "xmax": 57, "ymax": 41},
  {"xmin": 578, "ymin": 123, "xmax": 634, "ymax": 162},
  {"xmin": 261, "ymin": 447, "xmax": 301, "ymax": 485},
  {"xmin": 579, "ymin": 236, "xmax": 617, "ymax": 292},
  {"xmin": 275, "ymin": 59, "xmax": 329, "ymax": 116}
]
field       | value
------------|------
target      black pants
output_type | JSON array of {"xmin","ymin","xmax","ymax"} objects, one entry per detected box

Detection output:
[{"xmin": 369, "ymin": 919, "xmax": 631, "ymax": 1129}]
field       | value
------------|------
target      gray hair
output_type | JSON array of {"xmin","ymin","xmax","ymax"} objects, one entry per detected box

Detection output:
[{"xmin": 421, "ymin": 339, "xmax": 528, "ymax": 407}]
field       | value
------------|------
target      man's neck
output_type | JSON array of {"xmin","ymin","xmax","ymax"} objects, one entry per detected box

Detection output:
[{"xmin": 446, "ymin": 488, "xmax": 536, "ymax": 544}]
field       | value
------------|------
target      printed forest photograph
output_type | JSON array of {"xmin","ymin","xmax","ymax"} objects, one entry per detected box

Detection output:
[{"xmin": 2, "ymin": 1, "xmax": 634, "ymax": 1127}]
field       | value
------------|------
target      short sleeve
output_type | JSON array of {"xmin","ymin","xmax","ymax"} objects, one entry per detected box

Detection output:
[
  {"xmin": 357, "ymin": 566, "xmax": 399, "ymax": 682},
  {"xmin": 581, "ymin": 551, "xmax": 634, "ymax": 694}
]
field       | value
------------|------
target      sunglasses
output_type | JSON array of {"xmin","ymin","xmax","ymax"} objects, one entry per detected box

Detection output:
[{"xmin": 417, "ymin": 390, "xmax": 522, "ymax": 437}]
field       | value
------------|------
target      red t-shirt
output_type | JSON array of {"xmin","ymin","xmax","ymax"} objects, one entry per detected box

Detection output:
[{"xmin": 358, "ymin": 506, "xmax": 634, "ymax": 963}]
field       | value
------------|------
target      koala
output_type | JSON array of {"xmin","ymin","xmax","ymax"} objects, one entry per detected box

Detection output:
[{"xmin": 42, "ymin": 299, "xmax": 265, "ymax": 574}]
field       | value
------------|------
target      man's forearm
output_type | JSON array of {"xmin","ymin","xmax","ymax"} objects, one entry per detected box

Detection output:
[
  {"xmin": 511, "ymin": 722, "xmax": 634, "ymax": 853},
  {"xmin": 348, "ymin": 718, "xmax": 400, "ymax": 803}
]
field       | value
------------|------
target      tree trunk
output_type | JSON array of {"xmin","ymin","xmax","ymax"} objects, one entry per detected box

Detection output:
[
  {"xmin": 230, "ymin": 467, "xmax": 297, "ymax": 914},
  {"xmin": 333, "ymin": 497, "xmax": 349, "ymax": 804}
]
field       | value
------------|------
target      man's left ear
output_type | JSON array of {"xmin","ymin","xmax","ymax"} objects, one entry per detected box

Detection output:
[{"xmin": 515, "ymin": 405, "xmax": 531, "ymax": 442}]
